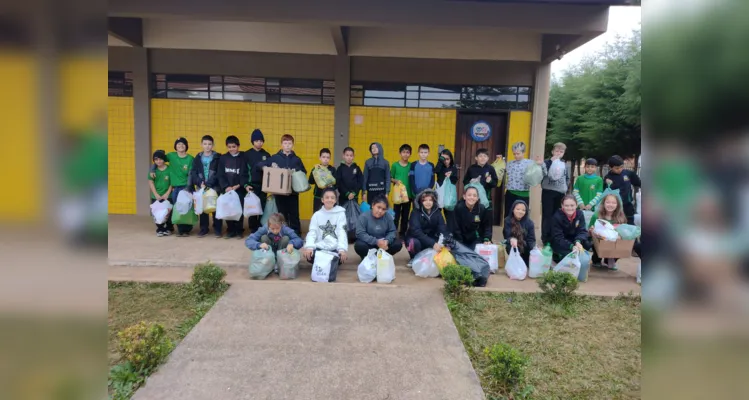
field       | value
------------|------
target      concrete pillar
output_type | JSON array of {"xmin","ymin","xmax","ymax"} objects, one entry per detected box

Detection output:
[
  {"xmin": 333, "ymin": 55, "xmax": 350, "ymax": 164},
  {"xmin": 132, "ymin": 48, "xmax": 152, "ymax": 216},
  {"xmin": 529, "ymin": 62, "xmax": 551, "ymax": 240}
]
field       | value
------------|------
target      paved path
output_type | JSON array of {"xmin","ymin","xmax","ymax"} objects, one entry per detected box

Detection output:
[{"xmin": 133, "ymin": 282, "xmax": 485, "ymax": 400}]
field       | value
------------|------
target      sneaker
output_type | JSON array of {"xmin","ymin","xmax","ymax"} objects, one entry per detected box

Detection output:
[
  {"xmin": 162, "ymin": 230, "xmax": 171, "ymax": 236},
  {"xmin": 226, "ymin": 232, "xmax": 237, "ymax": 239},
  {"xmin": 156, "ymin": 231, "xmax": 164, "ymax": 237},
  {"xmin": 176, "ymin": 232, "xmax": 186, "ymax": 237},
  {"xmin": 214, "ymin": 233, "xmax": 222, "ymax": 238},
  {"xmin": 406, "ymin": 259, "xmax": 413, "ymax": 268},
  {"xmin": 197, "ymin": 229, "xmax": 208, "ymax": 238}
]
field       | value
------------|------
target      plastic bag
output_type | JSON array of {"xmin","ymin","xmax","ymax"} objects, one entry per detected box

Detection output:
[
  {"xmin": 175, "ymin": 190, "xmax": 193, "ymax": 215},
  {"xmin": 435, "ymin": 182, "xmax": 445, "ymax": 209},
  {"xmin": 446, "ymin": 239, "xmax": 491, "ymax": 287},
  {"xmin": 412, "ymin": 249, "xmax": 439, "ymax": 278},
  {"xmin": 150, "ymin": 200, "xmax": 172, "ymax": 224},
  {"xmin": 636, "ymin": 260, "xmax": 641, "ymax": 284},
  {"xmin": 434, "ymin": 247, "xmax": 457, "ymax": 272},
  {"xmin": 615, "ymin": 224, "xmax": 641, "ymax": 240},
  {"xmin": 523, "ymin": 163, "xmax": 543, "ymax": 187},
  {"xmin": 311, "ymin": 250, "xmax": 339, "ymax": 282},
  {"xmin": 528, "ymin": 247, "xmax": 548, "ymax": 278},
  {"xmin": 260, "ymin": 195, "xmax": 278, "ymax": 226},
  {"xmin": 505, "ymin": 247, "xmax": 528, "ymax": 280},
  {"xmin": 387, "ymin": 208, "xmax": 395, "ymax": 219},
  {"xmin": 442, "ymin": 180, "xmax": 458, "ymax": 211},
  {"xmin": 360, "ymin": 202, "xmax": 371, "ymax": 213},
  {"xmin": 344, "ymin": 201, "xmax": 361, "ymax": 241},
  {"xmin": 276, "ymin": 249, "xmax": 301, "ymax": 280},
  {"xmin": 582, "ymin": 210, "xmax": 594, "ymax": 228},
  {"xmin": 553, "ymin": 250, "xmax": 581, "ymax": 278},
  {"xmin": 249, "ymin": 250, "xmax": 275, "ymax": 280},
  {"xmin": 216, "ymin": 191, "xmax": 242, "ymax": 221},
  {"xmin": 292, "ymin": 170, "xmax": 311, "ymax": 193},
  {"xmin": 193, "ymin": 188, "xmax": 204, "ymax": 215},
  {"xmin": 634, "ymin": 213, "xmax": 641, "ymax": 228},
  {"xmin": 549, "ymin": 159, "xmax": 566, "ymax": 181},
  {"xmin": 376, "ymin": 249, "xmax": 396, "ymax": 283},
  {"xmin": 577, "ymin": 250, "xmax": 591, "ymax": 282},
  {"xmin": 465, "ymin": 182, "xmax": 489, "ymax": 208},
  {"xmin": 357, "ymin": 249, "xmax": 378, "ymax": 283},
  {"xmin": 392, "ymin": 182, "xmax": 409, "ymax": 205},
  {"xmin": 312, "ymin": 165, "xmax": 336, "ymax": 188},
  {"xmin": 541, "ymin": 244, "xmax": 553, "ymax": 270},
  {"xmin": 474, "ymin": 244, "xmax": 499, "ymax": 274},
  {"xmin": 593, "ymin": 220, "xmax": 619, "ymax": 241},
  {"xmin": 491, "ymin": 157, "xmax": 506, "ymax": 187},
  {"xmin": 243, "ymin": 192, "xmax": 263, "ymax": 217},
  {"xmin": 203, "ymin": 188, "xmax": 218, "ymax": 214}
]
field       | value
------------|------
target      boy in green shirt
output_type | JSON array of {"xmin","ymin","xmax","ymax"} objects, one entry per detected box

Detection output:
[
  {"xmin": 151, "ymin": 137, "xmax": 195, "ymax": 236},
  {"xmin": 573, "ymin": 158, "xmax": 604, "ymax": 210},
  {"xmin": 391, "ymin": 144, "xmax": 413, "ymax": 237},
  {"xmin": 148, "ymin": 150, "xmax": 173, "ymax": 236}
]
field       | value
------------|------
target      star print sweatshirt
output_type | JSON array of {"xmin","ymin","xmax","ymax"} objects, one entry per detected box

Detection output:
[{"xmin": 304, "ymin": 205, "xmax": 348, "ymax": 252}]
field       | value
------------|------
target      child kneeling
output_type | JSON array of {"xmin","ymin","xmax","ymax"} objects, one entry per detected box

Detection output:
[
  {"xmin": 245, "ymin": 213, "xmax": 304, "ymax": 254},
  {"xmin": 404, "ymin": 189, "xmax": 447, "ymax": 266},
  {"xmin": 354, "ymin": 195, "xmax": 403, "ymax": 260},
  {"xmin": 302, "ymin": 188, "xmax": 349, "ymax": 264},
  {"xmin": 503, "ymin": 199, "xmax": 536, "ymax": 265},
  {"xmin": 550, "ymin": 194, "xmax": 592, "ymax": 262}
]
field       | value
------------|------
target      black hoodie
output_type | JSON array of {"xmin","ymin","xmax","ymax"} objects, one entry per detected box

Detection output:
[
  {"xmin": 187, "ymin": 151, "xmax": 221, "ymax": 192},
  {"xmin": 502, "ymin": 200, "xmax": 536, "ymax": 252},
  {"xmin": 407, "ymin": 189, "xmax": 447, "ymax": 247},
  {"xmin": 463, "ymin": 162, "xmax": 499, "ymax": 193},
  {"xmin": 435, "ymin": 149, "xmax": 459, "ymax": 186},
  {"xmin": 335, "ymin": 162, "xmax": 363, "ymax": 198},
  {"xmin": 245, "ymin": 147, "xmax": 272, "ymax": 186},
  {"xmin": 452, "ymin": 199, "xmax": 493, "ymax": 245},
  {"xmin": 550, "ymin": 209, "xmax": 589, "ymax": 255},
  {"xmin": 217, "ymin": 151, "xmax": 249, "ymax": 191}
]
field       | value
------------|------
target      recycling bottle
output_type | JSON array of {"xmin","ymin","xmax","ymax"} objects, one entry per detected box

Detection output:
[{"xmin": 541, "ymin": 243, "xmax": 553, "ymax": 269}]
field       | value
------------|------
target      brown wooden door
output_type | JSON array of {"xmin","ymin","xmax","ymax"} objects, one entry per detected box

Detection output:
[{"xmin": 453, "ymin": 112, "xmax": 508, "ymax": 225}]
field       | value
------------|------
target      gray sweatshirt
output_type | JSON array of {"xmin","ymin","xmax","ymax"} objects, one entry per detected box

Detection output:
[
  {"xmin": 506, "ymin": 159, "xmax": 548, "ymax": 192},
  {"xmin": 541, "ymin": 159, "xmax": 570, "ymax": 194},
  {"xmin": 355, "ymin": 210, "xmax": 397, "ymax": 246}
]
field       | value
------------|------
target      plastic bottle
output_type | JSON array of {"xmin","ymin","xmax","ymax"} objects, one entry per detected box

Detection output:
[{"xmin": 541, "ymin": 243, "xmax": 553, "ymax": 269}]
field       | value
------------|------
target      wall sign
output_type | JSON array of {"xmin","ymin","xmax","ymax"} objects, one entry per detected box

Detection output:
[{"xmin": 470, "ymin": 120, "xmax": 492, "ymax": 142}]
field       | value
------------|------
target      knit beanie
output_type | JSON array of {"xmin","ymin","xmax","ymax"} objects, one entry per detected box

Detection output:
[
  {"xmin": 174, "ymin": 137, "xmax": 189, "ymax": 151},
  {"xmin": 251, "ymin": 129, "xmax": 265, "ymax": 143},
  {"xmin": 153, "ymin": 150, "xmax": 167, "ymax": 161}
]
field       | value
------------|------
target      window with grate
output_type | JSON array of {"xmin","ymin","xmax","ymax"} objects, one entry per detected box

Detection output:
[
  {"xmin": 350, "ymin": 82, "xmax": 531, "ymax": 110},
  {"xmin": 108, "ymin": 71, "xmax": 133, "ymax": 97},
  {"xmin": 152, "ymin": 74, "xmax": 335, "ymax": 105}
]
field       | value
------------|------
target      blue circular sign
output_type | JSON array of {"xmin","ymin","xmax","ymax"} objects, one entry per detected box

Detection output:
[{"xmin": 470, "ymin": 120, "xmax": 492, "ymax": 142}]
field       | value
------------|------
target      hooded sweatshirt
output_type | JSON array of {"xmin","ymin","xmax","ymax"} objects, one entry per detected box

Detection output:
[
  {"xmin": 603, "ymin": 169, "xmax": 641, "ymax": 208},
  {"xmin": 356, "ymin": 209, "xmax": 397, "ymax": 246},
  {"xmin": 463, "ymin": 162, "xmax": 498, "ymax": 194},
  {"xmin": 335, "ymin": 162, "xmax": 363, "ymax": 199},
  {"xmin": 435, "ymin": 149, "xmax": 459, "ymax": 186},
  {"xmin": 245, "ymin": 225, "xmax": 304, "ymax": 250},
  {"xmin": 362, "ymin": 142, "xmax": 391, "ymax": 195},
  {"xmin": 407, "ymin": 189, "xmax": 447, "ymax": 248},
  {"xmin": 452, "ymin": 199, "xmax": 493, "ymax": 245},
  {"xmin": 217, "ymin": 151, "xmax": 249, "ymax": 190},
  {"xmin": 550, "ymin": 209, "xmax": 589, "ymax": 255},
  {"xmin": 188, "ymin": 151, "xmax": 221, "ymax": 192},
  {"xmin": 304, "ymin": 205, "xmax": 348, "ymax": 252},
  {"xmin": 502, "ymin": 200, "xmax": 536, "ymax": 252},
  {"xmin": 245, "ymin": 147, "xmax": 272, "ymax": 187}
]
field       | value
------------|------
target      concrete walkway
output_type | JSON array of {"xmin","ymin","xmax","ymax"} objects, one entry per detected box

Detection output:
[{"xmin": 133, "ymin": 281, "xmax": 485, "ymax": 400}]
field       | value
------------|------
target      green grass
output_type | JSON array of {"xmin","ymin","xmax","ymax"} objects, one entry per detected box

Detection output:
[
  {"xmin": 108, "ymin": 281, "xmax": 227, "ymax": 366},
  {"xmin": 449, "ymin": 291, "xmax": 641, "ymax": 399}
]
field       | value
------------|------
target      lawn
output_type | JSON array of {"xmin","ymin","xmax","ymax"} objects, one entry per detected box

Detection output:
[{"xmin": 449, "ymin": 291, "xmax": 641, "ymax": 399}]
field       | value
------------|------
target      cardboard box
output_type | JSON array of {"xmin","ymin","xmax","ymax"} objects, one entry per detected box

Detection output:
[
  {"xmin": 592, "ymin": 236, "xmax": 635, "ymax": 259},
  {"xmin": 262, "ymin": 166, "xmax": 292, "ymax": 195}
]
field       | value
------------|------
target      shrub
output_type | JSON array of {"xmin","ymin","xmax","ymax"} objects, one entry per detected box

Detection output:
[
  {"xmin": 537, "ymin": 270, "xmax": 579, "ymax": 303},
  {"xmin": 192, "ymin": 263, "xmax": 227, "ymax": 298},
  {"xmin": 441, "ymin": 264, "xmax": 474, "ymax": 299},
  {"xmin": 484, "ymin": 343, "xmax": 529, "ymax": 391},
  {"xmin": 117, "ymin": 321, "xmax": 174, "ymax": 373},
  {"xmin": 108, "ymin": 361, "xmax": 144, "ymax": 400}
]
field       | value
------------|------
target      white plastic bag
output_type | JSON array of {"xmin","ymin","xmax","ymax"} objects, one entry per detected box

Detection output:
[
  {"xmin": 193, "ymin": 188, "xmax": 204, "ymax": 215},
  {"xmin": 175, "ymin": 190, "xmax": 193, "ymax": 215},
  {"xmin": 593, "ymin": 220, "xmax": 619, "ymax": 241},
  {"xmin": 215, "ymin": 191, "xmax": 242, "ymax": 221},
  {"xmin": 528, "ymin": 247, "xmax": 548, "ymax": 278},
  {"xmin": 150, "ymin": 200, "xmax": 172, "ymax": 224},
  {"xmin": 243, "ymin": 192, "xmax": 263, "ymax": 217},
  {"xmin": 636, "ymin": 260, "xmax": 641, "ymax": 284},
  {"xmin": 474, "ymin": 244, "xmax": 499, "ymax": 274},
  {"xmin": 357, "ymin": 249, "xmax": 378, "ymax": 283},
  {"xmin": 376, "ymin": 249, "xmax": 396, "ymax": 284},
  {"xmin": 311, "ymin": 250, "xmax": 339, "ymax": 283},
  {"xmin": 505, "ymin": 247, "xmax": 528, "ymax": 280},
  {"xmin": 435, "ymin": 182, "xmax": 446, "ymax": 209},
  {"xmin": 553, "ymin": 250, "xmax": 581, "ymax": 278},
  {"xmin": 634, "ymin": 213, "xmax": 641, "ymax": 228},
  {"xmin": 412, "ymin": 249, "xmax": 439, "ymax": 278},
  {"xmin": 582, "ymin": 210, "xmax": 594, "ymax": 228},
  {"xmin": 549, "ymin": 159, "xmax": 566, "ymax": 181}
]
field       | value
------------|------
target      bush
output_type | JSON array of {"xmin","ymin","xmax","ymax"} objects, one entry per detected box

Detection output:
[
  {"xmin": 108, "ymin": 361, "xmax": 144, "ymax": 400},
  {"xmin": 441, "ymin": 264, "xmax": 474, "ymax": 299},
  {"xmin": 192, "ymin": 263, "xmax": 227, "ymax": 298},
  {"xmin": 537, "ymin": 270, "xmax": 579, "ymax": 303},
  {"xmin": 484, "ymin": 343, "xmax": 529, "ymax": 391},
  {"xmin": 117, "ymin": 321, "xmax": 174, "ymax": 373}
]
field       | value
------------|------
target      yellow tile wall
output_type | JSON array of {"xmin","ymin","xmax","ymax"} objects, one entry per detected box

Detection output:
[
  {"xmin": 108, "ymin": 97, "xmax": 137, "ymax": 214},
  {"xmin": 507, "ymin": 111, "xmax": 532, "ymax": 158},
  {"xmin": 349, "ymin": 106, "xmax": 457, "ymax": 203},
  {"xmin": 151, "ymin": 99, "xmax": 335, "ymax": 220}
]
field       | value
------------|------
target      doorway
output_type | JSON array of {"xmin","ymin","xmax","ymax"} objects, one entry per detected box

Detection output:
[{"xmin": 453, "ymin": 111, "xmax": 508, "ymax": 225}]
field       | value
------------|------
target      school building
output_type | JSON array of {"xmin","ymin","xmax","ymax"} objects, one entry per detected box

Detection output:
[{"xmin": 108, "ymin": 0, "xmax": 629, "ymax": 225}]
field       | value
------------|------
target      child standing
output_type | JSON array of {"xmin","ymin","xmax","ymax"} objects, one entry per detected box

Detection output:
[
  {"xmin": 245, "ymin": 129, "xmax": 271, "ymax": 233},
  {"xmin": 188, "ymin": 135, "xmax": 222, "ymax": 238},
  {"xmin": 245, "ymin": 213, "xmax": 304, "ymax": 253},
  {"xmin": 150, "ymin": 137, "xmax": 195, "ymax": 236},
  {"xmin": 573, "ymin": 158, "xmax": 604, "ymax": 210},
  {"xmin": 504, "ymin": 142, "xmax": 545, "ymax": 218},
  {"xmin": 503, "ymin": 200, "xmax": 536, "ymax": 265},
  {"xmin": 463, "ymin": 148, "xmax": 499, "ymax": 203},
  {"xmin": 390, "ymin": 144, "xmax": 412, "ymax": 238},
  {"xmin": 308, "ymin": 148, "xmax": 337, "ymax": 212},
  {"xmin": 334, "ymin": 147, "xmax": 362, "ymax": 208},
  {"xmin": 435, "ymin": 148, "xmax": 459, "ymax": 230},
  {"xmin": 266, "ymin": 134, "xmax": 306, "ymax": 235},
  {"xmin": 148, "ymin": 150, "xmax": 173, "ymax": 236},
  {"xmin": 302, "ymin": 188, "xmax": 349, "ymax": 264},
  {"xmin": 404, "ymin": 189, "xmax": 446, "ymax": 267},
  {"xmin": 604, "ymin": 155, "xmax": 642, "ymax": 225},
  {"xmin": 362, "ymin": 142, "xmax": 391, "ymax": 203},
  {"xmin": 451, "ymin": 186, "xmax": 493, "ymax": 249},
  {"xmin": 409, "ymin": 144, "xmax": 436, "ymax": 196},
  {"xmin": 541, "ymin": 142, "xmax": 570, "ymax": 244},
  {"xmin": 216, "ymin": 135, "xmax": 250, "ymax": 239}
]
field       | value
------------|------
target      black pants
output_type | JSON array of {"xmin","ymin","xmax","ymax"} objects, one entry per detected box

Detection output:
[
  {"xmin": 199, "ymin": 212, "xmax": 222, "ymax": 235},
  {"xmin": 354, "ymin": 239, "xmax": 403, "ymax": 260},
  {"xmin": 504, "ymin": 191, "xmax": 529, "ymax": 219},
  {"xmin": 150, "ymin": 198, "xmax": 173, "ymax": 233},
  {"xmin": 172, "ymin": 186, "xmax": 193, "ymax": 234},
  {"xmin": 247, "ymin": 188, "xmax": 267, "ymax": 232},
  {"xmin": 443, "ymin": 209, "xmax": 455, "ymax": 234},
  {"xmin": 541, "ymin": 189, "xmax": 565, "ymax": 243},
  {"xmin": 404, "ymin": 236, "xmax": 440, "ymax": 259},
  {"xmin": 225, "ymin": 188, "xmax": 246, "ymax": 236},
  {"xmin": 393, "ymin": 202, "xmax": 411, "ymax": 237},
  {"xmin": 313, "ymin": 196, "xmax": 323, "ymax": 214},
  {"xmin": 623, "ymin": 202, "xmax": 635, "ymax": 225},
  {"xmin": 276, "ymin": 194, "xmax": 301, "ymax": 235}
]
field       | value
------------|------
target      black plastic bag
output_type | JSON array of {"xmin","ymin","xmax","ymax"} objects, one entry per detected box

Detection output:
[
  {"xmin": 344, "ymin": 201, "xmax": 361, "ymax": 243},
  {"xmin": 445, "ymin": 235, "xmax": 490, "ymax": 287}
]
